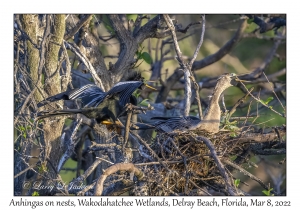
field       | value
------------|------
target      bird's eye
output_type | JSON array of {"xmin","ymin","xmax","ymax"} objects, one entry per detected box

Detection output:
[{"xmin": 230, "ymin": 73, "xmax": 236, "ymax": 77}]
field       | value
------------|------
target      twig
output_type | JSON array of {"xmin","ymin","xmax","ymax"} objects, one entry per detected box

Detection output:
[
  {"xmin": 88, "ymin": 142, "xmax": 118, "ymax": 152},
  {"xmin": 14, "ymin": 163, "xmax": 38, "ymax": 179},
  {"xmin": 228, "ymin": 87, "xmax": 254, "ymax": 119},
  {"xmin": 123, "ymin": 104, "xmax": 133, "ymax": 152},
  {"xmin": 222, "ymin": 158, "xmax": 278, "ymax": 195},
  {"xmin": 239, "ymin": 81, "xmax": 285, "ymax": 118},
  {"xmin": 96, "ymin": 157, "xmax": 114, "ymax": 165},
  {"xmin": 189, "ymin": 179, "xmax": 211, "ymax": 196},
  {"xmin": 163, "ymin": 15, "xmax": 184, "ymax": 63},
  {"xmin": 163, "ymin": 15, "xmax": 191, "ymax": 116},
  {"xmin": 130, "ymin": 131, "xmax": 171, "ymax": 173},
  {"xmin": 194, "ymin": 136, "xmax": 237, "ymax": 195},
  {"xmin": 77, "ymin": 182, "xmax": 96, "ymax": 196},
  {"xmin": 64, "ymin": 41, "xmax": 104, "ymax": 90},
  {"xmin": 134, "ymin": 160, "xmax": 183, "ymax": 166},
  {"xmin": 262, "ymin": 72, "xmax": 285, "ymax": 112},
  {"xmin": 189, "ymin": 15, "xmax": 205, "ymax": 67},
  {"xmin": 191, "ymin": 76, "xmax": 203, "ymax": 120},
  {"xmin": 57, "ymin": 119, "xmax": 82, "ymax": 172},
  {"xmin": 94, "ymin": 163, "xmax": 144, "ymax": 195},
  {"xmin": 68, "ymin": 158, "xmax": 102, "ymax": 187}
]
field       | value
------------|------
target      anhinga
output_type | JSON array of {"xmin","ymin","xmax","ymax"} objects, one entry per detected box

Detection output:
[
  {"xmin": 37, "ymin": 81, "xmax": 156, "ymax": 124},
  {"xmin": 135, "ymin": 73, "xmax": 246, "ymax": 133}
]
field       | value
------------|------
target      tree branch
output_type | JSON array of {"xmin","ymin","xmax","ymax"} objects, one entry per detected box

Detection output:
[
  {"xmin": 156, "ymin": 19, "xmax": 247, "ymax": 103},
  {"xmin": 108, "ymin": 15, "xmax": 138, "ymax": 82},
  {"xmin": 94, "ymin": 163, "xmax": 144, "ymax": 195},
  {"xmin": 64, "ymin": 15, "xmax": 92, "ymax": 41}
]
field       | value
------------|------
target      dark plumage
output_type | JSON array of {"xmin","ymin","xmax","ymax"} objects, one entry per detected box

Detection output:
[
  {"xmin": 37, "ymin": 84, "xmax": 106, "ymax": 108},
  {"xmin": 133, "ymin": 116, "xmax": 201, "ymax": 133},
  {"xmin": 134, "ymin": 73, "xmax": 247, "ymax": 133},
  {"xmin": 37, "ymin": 81, "xmax": 155, "ymax": 124}
]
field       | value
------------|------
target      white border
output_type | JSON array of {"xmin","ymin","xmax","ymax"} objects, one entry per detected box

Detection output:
[{"xmin": 2, "ymin": 0, "xmax": 297, "ymax": 208}]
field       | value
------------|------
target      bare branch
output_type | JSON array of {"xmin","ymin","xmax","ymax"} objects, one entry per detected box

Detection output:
[
  {"xmin": 156, "ymin": 19, "xmax": 247, "ymax": 103},
  {"xmin": 57, "ymin": 119, "xmax": 82, "ymax": 173},
  {"xmin": 64, "ymin": 15, "xmax": 92, "ymax": 41},
  {"xmin": 94, "ymin": 163, "xmax": 144, "ymax": 195},
  {"xmin": 108, "ymin": 15, "xmax": 138, "ymax": 81},
  {"xmin": 68, "ymin": 158, "xmax": 102, "ymax": 189},
  {"xmin": 163, "ymin": 14, "xmax": 191, "ymax": 116},
  {"xmin": 222, "ymin": 158, "xmax": 278, "ymax": 195},
  {"xmin": 189, "ymin": 15, "xmax": 205, "ymax": 67},
  {"xmin": 64, "ymin": 41, "xmax": 105, "ymax": 90}
]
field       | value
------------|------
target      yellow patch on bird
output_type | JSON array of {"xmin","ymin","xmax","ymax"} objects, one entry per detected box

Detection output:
[
  {"xmin": 144, "ymin": 84, "xmax": 156, "ymax": 90},
  {"xmin": 101, "ymin": 120, "xmax": 114, "ymax": 125}
]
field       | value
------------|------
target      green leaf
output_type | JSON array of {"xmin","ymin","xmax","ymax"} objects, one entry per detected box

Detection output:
[
  {"xmin": 230, "ymin": 132, "xmax": 237, "ymax": 137},
  {"xmin": 132, "ymin": 90, "xmax": 141, "ymax": 98},
  {"xmin": 141, "ymin": 52, "xmax": 153, "ymax": 64},
  {"xmin": 264, "ymin": 97, "xmax": 274, "ymax": 105},
  {"xmin": 228, "ymin": 124, "xmax": 239, "ymax": 131},
  {"xmin": 247, "ymin": 18, "xmax": 254, "ymax": 24},
  {"xmin": 139, "ymin": 99, "xmax": 149, "ymax": 106},
  {"xmin": 126, "ymin": 14, "xmax": 138, "ymax": 22},
  {"xmin": 230, "ymin": 155, "xmax": 237, "ymax": 161},
  {"xmin": 234, "ymin": 179, "xmax": 240, "ymax": 187},
  {"xmin": 102, "ymin": 15, "xmax": 115, "ymax": 35},
  {"xmin": 32, "ymin": 191, "xmax": 39, "ymax": 196},
  {"xmin": 38, "ymin": 164, "xmax": 48, "ymax": 173},
  {"xmin": 136, "ymin": 51, "xmax": 142, "ymax": 59},
  {"xmin": 262, "ymin": 188, "xmax": 273, "ymax": 196},
  {"xmin": 259, "ymin": 99, "xmax": 266, "ymax": 105},
  {"xmin": 260, "ymin": 97, "xmax": 274, "ymax": 106}
]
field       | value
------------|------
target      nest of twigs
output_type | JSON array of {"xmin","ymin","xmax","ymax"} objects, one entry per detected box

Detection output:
[
  {"xmin": 93, "ymin": 125, "xmax": 285, "ymax": 196},
  {"xmin": 125, "ymin": 125, "xmax": 285, "ymax": 196},
  {"xmin": 129, "ymin": 131, "xmax": 234, "ymax": 195}
]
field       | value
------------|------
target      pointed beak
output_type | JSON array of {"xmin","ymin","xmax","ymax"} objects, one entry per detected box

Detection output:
[
  {"xmin": 144, "ymin": 84, "xmax": 157, "ymax": 90},
  {"xmin": 234, "ymin": 78, "xmax": 250, "ymax": 83},
  {"xmin": 101, "ymin": 120, "xmax": 114, "ymax": 125},
  {"xmin": 230, "ymin": 77, "xmax": 250, "ymax": 86}
]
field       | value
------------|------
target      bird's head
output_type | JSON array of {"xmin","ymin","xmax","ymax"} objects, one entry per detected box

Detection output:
[
  {"xmin": 229, "ymin": 73, "xmax": 250, "ymax": 86},
  {"xmin": 216, "ymin": 73, "xmax": 249, "ymax": 90}
]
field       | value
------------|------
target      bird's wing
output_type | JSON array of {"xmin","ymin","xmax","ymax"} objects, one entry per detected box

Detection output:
[
  {"xmin": 153, "ymin": 117, "xmax": 185, "ymax": 133},
  {"xmin": 68, "ymin": 84, "xmax": 106, "ymax": 107},
  {"xmin": 106, "ymin": 81, "xmax": 143, "ymax": 107}
]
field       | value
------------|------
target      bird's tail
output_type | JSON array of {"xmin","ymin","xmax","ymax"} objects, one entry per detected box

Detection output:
[
  {"xmin": 131, "ymin": 122, "xmax": 155, "ymax": 130},
  {"xmin": 36, "ymin": 109, "xmax": 83, "ymax": 120},
  {"xmin": 150, "ymin": 116, "xmax": 172, "ymax": 120},
  {"xmin": 37, "ymin": 91, "xmax": 71, "ymax": 108}
]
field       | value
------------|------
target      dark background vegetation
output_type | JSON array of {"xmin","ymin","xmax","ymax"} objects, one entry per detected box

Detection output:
[{"xmin": 14, "ymin": 14, "xmax": 286, "ymax": 196}]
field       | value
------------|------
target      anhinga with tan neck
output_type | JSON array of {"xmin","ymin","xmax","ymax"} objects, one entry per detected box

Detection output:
[{"xmin": 135, "ymin": 73, "xmax": 245, "ymax": 133}]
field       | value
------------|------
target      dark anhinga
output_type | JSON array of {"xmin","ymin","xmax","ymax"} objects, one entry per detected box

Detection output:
[
  {"xmin": 37, "ymin": 81, "xmax": 156, "ymax": 124},
  {"xmin": 135, "ymin": 73, "xmax": 246, "ymax": 133}
]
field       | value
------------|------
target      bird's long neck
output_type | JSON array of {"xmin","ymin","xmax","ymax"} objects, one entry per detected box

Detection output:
[
  {"xmin": 199, "ymin": 85, "xmax": 225, "ymax": 133},
  {"xmin": 204, "ymin": 87, "xmax": 224, "ymax": 120}
]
